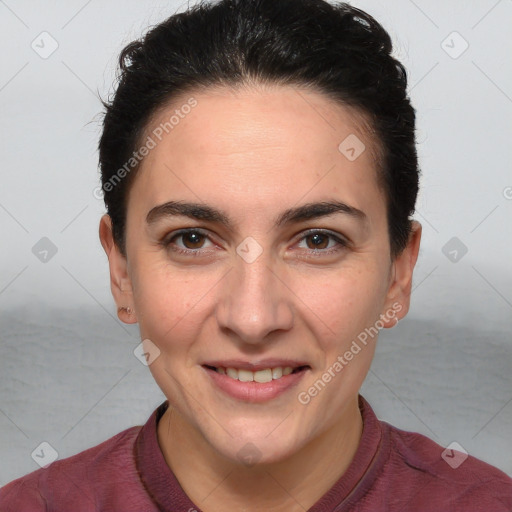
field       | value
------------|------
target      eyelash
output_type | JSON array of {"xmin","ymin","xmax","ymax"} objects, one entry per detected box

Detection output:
[{"xmin": 161, "ymin": 228, "xmax": 349, "ymax": 258}]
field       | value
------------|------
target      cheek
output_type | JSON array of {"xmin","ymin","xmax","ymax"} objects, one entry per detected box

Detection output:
[
  {"xmin": 295, "ymin": 263, "xmax": 388, "ymax": 348},
  {"xmin": 130, "ymin": 258, "xmax": 217, "ymax": 347}
]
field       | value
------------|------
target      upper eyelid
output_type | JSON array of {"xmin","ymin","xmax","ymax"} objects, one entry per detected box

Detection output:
[
  {"xmin": 166, "ymin": 228, "xmax": 348, "ymax": 249},
  {"xmin": 298, "ymin": 228, "xmax": 348, "ymax": 241},
  {"xmin": 166, "ymin": 228, "xmax": 217, "ymax": 248}
]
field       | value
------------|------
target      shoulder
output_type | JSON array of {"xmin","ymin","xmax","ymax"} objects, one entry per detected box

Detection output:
[
  {"xmin": 0, "ymin": 425, "xmax": 143, "ymax": 512},
  {"xmin": 382, "ymin": 421, "xmax": 512, "ymax": 510}
]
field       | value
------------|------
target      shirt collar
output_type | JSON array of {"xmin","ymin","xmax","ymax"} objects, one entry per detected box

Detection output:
[
  {"xmin": 134, "ymin": 400, "xmax": 200, "ymax": 511},
  {"xmin": 308, "ymin": 394, "xmax": 387, "ymax": 511},
  {"xmin": 134, "ymin": 394, "xmax": 386, "ymax": 511}
]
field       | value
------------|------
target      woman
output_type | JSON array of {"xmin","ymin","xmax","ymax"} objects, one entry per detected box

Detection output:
[{"xmin": 1, "ymin": 0, "xmax": 511, "ymax": 510}]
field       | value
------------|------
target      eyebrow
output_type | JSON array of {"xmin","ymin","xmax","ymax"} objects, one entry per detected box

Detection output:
[{"xmin": 146, "ymin": 200, "xmax": 367, "ymax": 229}]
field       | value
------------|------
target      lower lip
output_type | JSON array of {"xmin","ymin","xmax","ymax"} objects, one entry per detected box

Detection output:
[{"xmin": 203, "ymin": 366, "xmax": 309, "ymax": 403}]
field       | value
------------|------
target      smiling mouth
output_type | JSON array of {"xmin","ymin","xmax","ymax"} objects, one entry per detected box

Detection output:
[{"xmin": 202, "ymin": 365, "xmax": 310, "ymax": 383}]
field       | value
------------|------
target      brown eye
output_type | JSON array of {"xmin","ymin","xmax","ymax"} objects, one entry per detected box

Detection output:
[
  {"xmin": 162, "ymin": 229, "xmax": 215, "ymax": 255},
  {"xmin": 296, "ymin": 230, "xmax": 348, "ymax": 257},
  {"xmin": 180, "ymin": 231, "xmax": 206, "ymax": 249},
  {"xmin": 305, "ymin": 233, "xmax": 330, "ymax": 250}
]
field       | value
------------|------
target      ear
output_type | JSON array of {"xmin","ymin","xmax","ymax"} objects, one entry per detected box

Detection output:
[
  {"xmin": 99, "ymin": 214, "xmax": 137, "ymax": 324},
  {"xmin": 380, "ymin": 221, "xmax": 422, "ymax": 328}
]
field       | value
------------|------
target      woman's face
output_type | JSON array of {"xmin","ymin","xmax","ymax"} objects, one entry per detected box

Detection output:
[{"xmin": 101, "ymin": 85, "xmax": 420, "ymax": 464}]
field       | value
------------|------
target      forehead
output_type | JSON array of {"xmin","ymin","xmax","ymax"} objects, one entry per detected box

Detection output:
[{"xmin": 129, "ymin": 84, "xmax": 383, "ymax": 221}]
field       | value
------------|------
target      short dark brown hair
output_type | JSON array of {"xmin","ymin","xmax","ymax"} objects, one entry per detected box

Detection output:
[{"xmin": 98, "ymin": 0, "xmax": 419, "ymax": 258}]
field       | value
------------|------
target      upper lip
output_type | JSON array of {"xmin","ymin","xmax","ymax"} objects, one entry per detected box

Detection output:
[{"xmin": 202, "ymin": 359, "xmax": 311, "ymax": 371}]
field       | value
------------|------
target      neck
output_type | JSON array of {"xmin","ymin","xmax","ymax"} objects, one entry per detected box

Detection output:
[{"xmin": 157, "ymin": 396, "xmax": 363, "ymax": 512}]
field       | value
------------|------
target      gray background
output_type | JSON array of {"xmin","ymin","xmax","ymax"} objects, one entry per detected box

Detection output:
[{"xmin": 1, "ymin": 0, "xmax": 511, "ymax": 486}]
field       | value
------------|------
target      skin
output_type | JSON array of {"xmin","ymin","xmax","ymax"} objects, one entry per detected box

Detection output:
[{"xmin": 99, "ymin": 84, "xmax": 421, "ymax": 511}]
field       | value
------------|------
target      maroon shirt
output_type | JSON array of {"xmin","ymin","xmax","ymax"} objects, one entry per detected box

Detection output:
[{"xmin": 1, "ymin": 395, "xmax": 511, "ymax": 511}]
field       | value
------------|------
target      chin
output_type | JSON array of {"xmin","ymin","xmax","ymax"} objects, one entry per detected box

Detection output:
[{"xmin": 206, "ymin": 426, "xmax": 304, "ymax": 467}]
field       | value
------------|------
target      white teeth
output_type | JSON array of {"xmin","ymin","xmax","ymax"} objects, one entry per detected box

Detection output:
[
  {"xmin": 238, "ymin": 369, "xmax": 254, "ymax": 382},
  {"xmin": 254, "ymin": 369, "xmax": 272, "ymax": 383},
  {"xmin": 216, "ymin": 366, "xmax": 303, "ymax": 382},
  {"xmin": 226, "ymin": 367, "xmax": 238, "ymax": 379},
  {"xmin": 272, "ymin": 367, "xmax": 283, "ymax": 379}
]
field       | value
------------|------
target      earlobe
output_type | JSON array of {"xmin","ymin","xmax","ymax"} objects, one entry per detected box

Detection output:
[
  {"xmin": 99, "ymin": 214, "xmax": 137, "ymax": 324},
  {"xmin": 117, "ymin": 305, "xmax": 137, "ymax": 323},
  {"xmin": 381, "ymin": 221, "xmax": 422, "ymax": 328}
]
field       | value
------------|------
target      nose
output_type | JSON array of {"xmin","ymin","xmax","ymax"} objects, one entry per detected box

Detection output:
[{"xmin": 215, "ymin": 254, "xmax": 294, "ymax": 345}]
